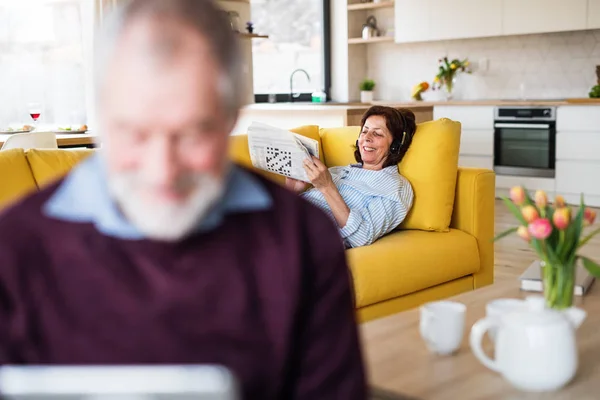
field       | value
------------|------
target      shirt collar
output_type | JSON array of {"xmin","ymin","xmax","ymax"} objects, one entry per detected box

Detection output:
[{"xmin": 43, "ymin": 154, "xmax": 272, "ymax": 240}]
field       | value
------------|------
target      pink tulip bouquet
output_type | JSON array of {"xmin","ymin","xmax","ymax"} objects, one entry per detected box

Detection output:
[{"xmin": 495, "ymin": 187, "xmax": 600, "ymax": 309}]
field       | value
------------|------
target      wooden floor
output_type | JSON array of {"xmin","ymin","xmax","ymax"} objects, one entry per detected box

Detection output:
[{"xmin": 494, "ymin": 199, "xmax": 600, "ymax": 282}]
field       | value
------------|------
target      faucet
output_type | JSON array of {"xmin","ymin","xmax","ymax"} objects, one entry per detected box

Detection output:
[{"xmin": 289, "ymin": 69, "xmax": 311, "ymax": 102}]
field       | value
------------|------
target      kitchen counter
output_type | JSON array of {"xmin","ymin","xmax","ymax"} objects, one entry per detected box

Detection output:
[
  {"xmin": 373, "ymin": 99, "xmax": 600, "ymax": 107},
  {"xmin": 234, "ymin": 103, "xmax": 434, "ymax": 134},
  {"xmin": 242, "ymin": 102, "xmax": 435, "ymax": 111},
  {"xmin": 233, "ymin": 99, "xmax": 599, "ymax": 135}
]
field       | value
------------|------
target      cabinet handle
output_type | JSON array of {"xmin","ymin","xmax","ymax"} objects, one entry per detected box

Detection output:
[{"xmin": 494, "ymin": 123, "xmax": 551, "ymax": 129}]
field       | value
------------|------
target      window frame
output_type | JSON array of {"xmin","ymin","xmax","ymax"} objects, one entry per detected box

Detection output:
[{"xmin": 253, "ymin": 0, "xmax": 331, "ymax": 103}]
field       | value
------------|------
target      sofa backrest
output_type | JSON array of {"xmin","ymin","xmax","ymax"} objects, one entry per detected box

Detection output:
[
  {"xmin": 0, "ymin": 149, "xmax": 38, "ymax": 211},
  {"xmin": 26, "ymin": 149, "xmax": 94, "ymax": 188},
  {"xmin": 0, "ymin": 120, "xmax": 461, "ymax": 232}
]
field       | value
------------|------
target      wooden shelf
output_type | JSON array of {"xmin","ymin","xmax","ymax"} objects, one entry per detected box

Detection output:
[
  {"xmin": 239, "ymin": 33, "xmax": 269, "ymax": 39},
  {"xmin": 347, "ymin": 1, "xmax": 394, "ymax": 11},
  {"xmin": 348, "ymin": 36, "xmax": 393, "ymax": 44}
]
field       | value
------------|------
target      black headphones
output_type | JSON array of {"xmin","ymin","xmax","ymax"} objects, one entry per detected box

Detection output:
[{"xmin": 357, "ymin": 109, "xmax": 407, "ymax": 156}]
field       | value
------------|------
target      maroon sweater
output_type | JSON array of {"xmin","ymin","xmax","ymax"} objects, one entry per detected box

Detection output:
[{"xmin": 0, "ymin": 175, "xmax": 366, "ymax": 399}]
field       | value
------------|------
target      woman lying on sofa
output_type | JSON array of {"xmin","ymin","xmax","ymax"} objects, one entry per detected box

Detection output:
[{"xmin": 285, "ymin": 106, "xmax": 416, "ymax": 248}]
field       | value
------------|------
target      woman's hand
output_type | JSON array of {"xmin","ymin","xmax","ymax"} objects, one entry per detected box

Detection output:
[
  {"xmin": 285, "ymin": 177, "xmax": 309, "ymax": 193},
  {"xmin": 304, "ymin": 156, "xmax": 334, "ymax": 192}
]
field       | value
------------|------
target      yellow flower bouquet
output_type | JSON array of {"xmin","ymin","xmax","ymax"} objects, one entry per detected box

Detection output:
[
  {"xmin": 495, "ymin": 187, "xmax": 600, "ymax": 309},
  {"xmin": 432, "ymin": 57, "xmax": 471, "ymax": 100}
]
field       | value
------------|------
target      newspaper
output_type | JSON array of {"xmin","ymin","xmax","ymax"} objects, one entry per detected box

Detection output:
[{"xmin": 248, "ymin": 122, "xmax": 319, "ymax": 183}]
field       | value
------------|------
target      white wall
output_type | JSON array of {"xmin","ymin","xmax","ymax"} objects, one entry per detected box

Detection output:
[{"xmin": 364, "ymin": 29, "xmax": 600, "ymax": 101}]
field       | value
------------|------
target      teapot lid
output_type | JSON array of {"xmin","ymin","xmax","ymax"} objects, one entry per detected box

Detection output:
[{"xmin": 503, "ymin": 296, "xmax": 568, "ymax": 327}]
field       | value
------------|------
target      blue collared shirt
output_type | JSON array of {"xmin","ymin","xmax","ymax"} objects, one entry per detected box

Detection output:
[
  {"xmin": 301, "ymin": 164, "xmax": 413, "ymax": 248},
  {"xmin": 43, "ymin": 154, "xmax": 272, "ymax": 240}
]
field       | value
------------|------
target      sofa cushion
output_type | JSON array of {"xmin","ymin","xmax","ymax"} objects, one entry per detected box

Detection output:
[
  {"xmin": 347, "ymin": 229, "xmax": 479, "ymax": 308},
  {"xmin": 319, "ymin": 126, "xmax": 360, "ymax": 168},
  {"xmin": 0, "ymin": 149, "xmax": 38, "ymax": 211},
  {"xmin": 320, "ymin": 119, "xmax": 460, "ymax": 232},
  {"xmin": 26, "ymin": 149, "xmax": 94, "ymax": 188},
  {"xmin": 399, "ymin": 118, "xmax": 460, "ymax": 232},
  {"xmin": 228, "ymin": 125, "xmax": 324, "ymax": 185}
]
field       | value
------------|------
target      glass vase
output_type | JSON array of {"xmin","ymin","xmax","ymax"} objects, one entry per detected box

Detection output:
[
  {"xmin": 541, "ymin": 260, "xmax": 576, "ymax": 310},
  {"xmin": 442, "ymin": 77, "xmax": 457, "ymax": 101}
]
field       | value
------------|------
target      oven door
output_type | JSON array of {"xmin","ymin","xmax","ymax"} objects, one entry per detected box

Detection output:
[{"xmin": 493, "ymin": 122, "xmax": 556, "ymax": 178}]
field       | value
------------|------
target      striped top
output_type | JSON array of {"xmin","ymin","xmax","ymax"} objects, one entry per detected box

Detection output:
[{"xmin": 301, "ymin": 164, "xmax": 414, "ymax": 248}]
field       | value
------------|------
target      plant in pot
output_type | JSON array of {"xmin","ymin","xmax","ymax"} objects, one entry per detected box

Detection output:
[
  {"xmin": 359, "ymin": 79, "xmax": 375, "ymax": 103},
  {"xmin": 495, "ymin": 187, "xmax": 600, "ymax": 310}
]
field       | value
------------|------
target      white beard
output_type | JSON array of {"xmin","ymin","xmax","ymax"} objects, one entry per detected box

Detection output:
[{"xmin": 107, "ymin": 171, "xmax": 225, "ymax": 242}]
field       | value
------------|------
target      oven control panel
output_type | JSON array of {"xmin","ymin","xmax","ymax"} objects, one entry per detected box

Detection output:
[{"xmin": 495, "ymin": 107, "xmax": 556, "ymax": 121}]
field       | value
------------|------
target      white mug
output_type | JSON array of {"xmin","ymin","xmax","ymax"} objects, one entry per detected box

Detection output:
[
  {"xmin": 485, "ymin": 298, "xmax": 524, "ymax": 342},
  {"xmin": 420, "ymin": 301, "xmax": 466, "ymax": 355}
]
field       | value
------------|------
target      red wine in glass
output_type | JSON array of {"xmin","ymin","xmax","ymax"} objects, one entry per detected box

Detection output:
[{"xmin": 28, "ymin": 103, "xmax": 42, "ymax": 127}]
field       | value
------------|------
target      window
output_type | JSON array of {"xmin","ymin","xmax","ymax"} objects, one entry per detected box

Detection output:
[
  {"xmin": 250, "ymin": 0, "xmax": 330, "ymax": 102},
  {"xmin": 0, "ymin": 0, "xmax": 94, "ymax": 129}
]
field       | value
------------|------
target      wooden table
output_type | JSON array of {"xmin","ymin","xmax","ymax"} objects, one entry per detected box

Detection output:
[
  {"xmin": 361, "ymin": 280, "xmax": 600, "ymax": 400},
  {"xmin": 0, "ymin": 133, "xmax": 98, "ymax": 149}
]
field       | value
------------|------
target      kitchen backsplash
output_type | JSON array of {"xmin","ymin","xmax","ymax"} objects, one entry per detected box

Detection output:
[{"xmin": 367, "ymin": 29, "xmax": 600, "ymax": 101}]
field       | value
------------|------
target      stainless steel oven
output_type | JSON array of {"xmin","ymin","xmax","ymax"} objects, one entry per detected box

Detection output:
[{"xmin": 493, "ymin": 106, "xmax": 556, "ymax": 178}]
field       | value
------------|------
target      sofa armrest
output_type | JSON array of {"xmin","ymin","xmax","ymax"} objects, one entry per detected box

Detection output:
[{"xmin": 450, "ymin": 167, "xmax": 496, "ymax": 288}]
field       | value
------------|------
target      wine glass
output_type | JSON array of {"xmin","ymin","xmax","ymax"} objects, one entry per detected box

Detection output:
[{"xmin": 28, "ymin": 102, "xmax": 42, "ymax": 129}]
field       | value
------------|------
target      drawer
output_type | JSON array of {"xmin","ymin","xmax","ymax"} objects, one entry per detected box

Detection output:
[
  {"xmin": 556, "ymin": 132, "xmax": 600, "ymax": 161},
  {"xmin": 459, "ymin": 129, "xmax": 494, "ymax": 156},
  {"xmin": 556, "ymin": 161, "xmax": 600, "ymax": 196},
  {"xmin": 433, "ymin": 106, "xmax": 494, "ymax": 130},
  {"xmin": 458, "ymin": 155, "xmax": 493, "ymax": 170},
  {"xmin": 557, "ymin": 106, "xmax": 600, "ymax": 132}
]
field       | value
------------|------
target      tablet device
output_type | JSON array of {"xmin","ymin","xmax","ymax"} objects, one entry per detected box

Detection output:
[{"xmin": 0, "ymin": 365, "xmax": 238, "ymax": 400}]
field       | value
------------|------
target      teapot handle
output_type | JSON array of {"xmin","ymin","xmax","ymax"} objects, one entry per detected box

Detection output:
[{"xmin": 469, "ymin": 317, "xmax": 501, "ymax": 373}]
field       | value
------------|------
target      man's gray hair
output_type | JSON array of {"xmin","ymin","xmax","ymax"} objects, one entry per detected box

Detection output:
[{"xmin": 95, "ymin": 0, "xmax": 244, "ymax": 119}]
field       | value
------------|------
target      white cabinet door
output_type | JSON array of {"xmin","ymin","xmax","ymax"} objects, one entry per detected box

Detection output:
[
  {"xmin": 503, "ymin": 0, "xmax": 588, "ymax": 35},
  {"xmin": 429, "ymin": 0, "xmax": 502, "ymax": 41},
  {"xmin": 556, "ymin": 161, "xmax": 600, "ymax": 196},
  {"xmin": 460, "ymin": 130, "xmax": 494, "ymax": 156},
  {"xmin": 458, "ymin": 155, "xmax": 494, "ymax": 170},
  {"xmin": 556, "ymin": 132, "xmax": 600, "ymax": 161},
  {"xmin": 395, "ymin": 0, "xmax": 431, "ymax": 43},
  {"xmin": 557, "ymin": 106, "xmax": 600, "ymax": 132},
  {"xmin": 589, "ymin": 0, "xmax": 600, "ymax": 29},
  {"xmin": 433, "ymin": 106, "xmax": 495, "ymax": 130}
]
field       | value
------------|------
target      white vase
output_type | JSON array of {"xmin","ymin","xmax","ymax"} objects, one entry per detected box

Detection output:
[{"xmin": 360, "ymin": 91, "xmax": 373, "ymax": 103}]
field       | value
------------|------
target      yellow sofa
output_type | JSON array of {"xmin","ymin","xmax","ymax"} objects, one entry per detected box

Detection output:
[{"xmin": 0, "ymin": 119, "xmax": 495, "ymax": 323}]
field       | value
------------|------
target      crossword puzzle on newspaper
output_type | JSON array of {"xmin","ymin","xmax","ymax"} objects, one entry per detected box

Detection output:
[{"xmin": 265, "ymin": 147, "xmax": 292, "ymax": 176}]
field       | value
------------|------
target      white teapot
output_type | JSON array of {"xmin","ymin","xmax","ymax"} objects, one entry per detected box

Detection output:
[{"xmin": 470, "ymin": 296, "xmax": 587, "ymax": 392}]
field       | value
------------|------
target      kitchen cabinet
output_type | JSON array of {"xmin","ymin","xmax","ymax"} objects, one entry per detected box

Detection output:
[
  {"xmin": 433, "ymin": 106, "xmax": 494, "ymax": 130},
  {"xmin": 429, "ymin": 0, "xmax": 502, "ymax": 41},
  {"xmin": 556, "ymin": 161, "xmax": 600, "ymax": 207},
  {"xmin": 502, "ymin": 0, "xmax": 588, "ymax": 35},
  {"xmin": 557, "ymin": 106, "xmax": 600, "ymax": 132},
  {"xmin": 588, "ymin": 0, "xmax": 600, "ymax": 29},
  {"xmin": 555, "ymin": 106, "xmax": 600, "ymax": 207},
  {"xmin": 434, "ymin": 106, "xmax": 495, "ymax": 169},
  {"xmin": 459, "ymin": 129, "xmax": 494, "ymax": 156},
  {"xmin": 395, "ymin": 0, "xmax": 431, "ymax": 43},
  {"xmin": 395, "ymin": 0, "xmax": 591, "ymax": 43},
  {"xmin": 395, "ymin": 0, "xmax": 501, "ymax": 43},
  {"xmin": 556, "ymin": 132, "xmax": 600, "ymax": 161},
  {"xmin": 458, "ymin": 156, "xmax": 494, "ymax": 170}
]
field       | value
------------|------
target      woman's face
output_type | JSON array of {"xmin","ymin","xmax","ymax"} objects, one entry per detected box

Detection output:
[{"xmin": 358, "ymin": 115, "xmax": 394, "ymax": 170}]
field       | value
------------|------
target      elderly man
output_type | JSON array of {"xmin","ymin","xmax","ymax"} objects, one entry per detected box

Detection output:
[{"xmin": 0, "ymin": 0, "xmax": 367, "ymax": 398}]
